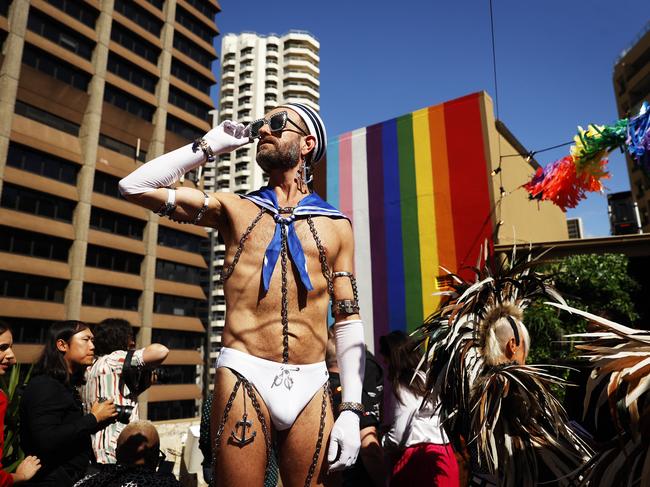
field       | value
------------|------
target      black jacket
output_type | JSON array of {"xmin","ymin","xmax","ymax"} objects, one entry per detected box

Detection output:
[{"xmin": 20, "ymin": 374, "xmax": 98, "ymax": 486}]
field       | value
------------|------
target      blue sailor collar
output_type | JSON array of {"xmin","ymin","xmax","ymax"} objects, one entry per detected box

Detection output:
[{"xmin": 240, "ymin": 187, "xmax": 348, "ymax": 293}]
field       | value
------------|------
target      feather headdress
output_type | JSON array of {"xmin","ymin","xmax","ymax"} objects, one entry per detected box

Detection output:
[
  {"xmin": 418, "ymin": 246, "xmax": 591, "ymax": 486},
  {"xmin": 552, "ymin": 303, "xmax": 650, "ymax": 486}
]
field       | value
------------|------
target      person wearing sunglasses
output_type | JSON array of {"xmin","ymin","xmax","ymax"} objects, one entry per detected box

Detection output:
[{"xmin": 119, "ymin": 104, "xmax": 366, "ymax": 486}]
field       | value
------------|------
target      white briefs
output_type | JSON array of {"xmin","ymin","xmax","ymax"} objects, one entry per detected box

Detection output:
[{"xmin": 216, "ymin": 347, "xmax": 329, "ymax": 431}]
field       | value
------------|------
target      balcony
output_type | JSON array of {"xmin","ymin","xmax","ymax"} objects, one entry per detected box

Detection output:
[
  {"xmin": 283, "ymin": 57, "xmax": 319, "ymax": 75},
  {"xmin": 284, "ymin": 71, "xmax": 319, "ymax": 87},
  {"xmin": 283, "ymin": 46, "xmax": 319, "ymax": 63},
  {"xmin": 284, "ymin": 83, "xmax": 319, "ymax": 99},
  {"xmin": 217, "ymin": 173, "xmax": 230, "ymax": 182},
  {"xmin": 235, "ymin": 168, "xmax": 251, "ymax": 177}
]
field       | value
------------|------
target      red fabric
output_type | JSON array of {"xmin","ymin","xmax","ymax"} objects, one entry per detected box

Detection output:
[
  {"xmin": 0, "ymin": 390, "xmax": 14, "ymax": 486},
  {"xmin": 391, "ymin": 443, "xmax": 459, "ymax": 487}
]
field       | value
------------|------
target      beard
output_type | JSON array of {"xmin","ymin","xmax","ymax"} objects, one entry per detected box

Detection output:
[{"xmin": 256, "ymin": 140, "xmax": 300, "ymax": 173}]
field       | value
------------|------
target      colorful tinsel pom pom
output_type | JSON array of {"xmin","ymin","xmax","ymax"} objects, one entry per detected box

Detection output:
[
  {"xmin": 627, "ymin": 102, "xmax": 650, "ymax": 173},
  {"xmin": 524, "ymin": 156, "xmax": 609, "ymax": 212}
]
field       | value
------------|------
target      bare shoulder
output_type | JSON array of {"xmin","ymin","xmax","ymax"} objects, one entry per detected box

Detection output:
[{"xmin": 331, "ymin": 217, "xmax": 354, "ymax": 242}]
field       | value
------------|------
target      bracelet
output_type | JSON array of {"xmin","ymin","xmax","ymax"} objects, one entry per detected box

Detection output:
[
  {"xmin": 169, "ymin": 192, "xmax": 210, "ymax": 225},
  {"xmin": 192, "ymin": 137, "xmax": 215, "ymax": 163},
  {"xmin": 156, "ymin": 188, "xmax": 177, "ymax": 217},
  {"xmin": 338, "ymin": 401, "xmax": 364, "ymax": 417},
  {"xmin": 331, "ymin": 299, "xmax": 360, "ymax": 317}
]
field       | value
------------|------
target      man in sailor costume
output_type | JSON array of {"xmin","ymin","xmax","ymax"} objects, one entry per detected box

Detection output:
[{"xmin": 119, "ymin": 104, "xmax": 365, "ymax": 487}]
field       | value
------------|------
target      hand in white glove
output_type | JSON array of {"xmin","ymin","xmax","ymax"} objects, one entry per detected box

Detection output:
[
  {"xmin": 327, "ymin": 410, "xmax": 361, "ymax": 472},
  {"xmin": 204, "ymin": 120, "xmax": 250, "ymax": 155}
]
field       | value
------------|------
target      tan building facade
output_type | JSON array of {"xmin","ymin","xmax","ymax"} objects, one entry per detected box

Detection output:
[
  {"xmin": 613, "ymin": 23, "xmax": 650, "ymax": 231},
  {"xmin": 0, "ymin": 0, "xmax": 219, "ymax": 420}
]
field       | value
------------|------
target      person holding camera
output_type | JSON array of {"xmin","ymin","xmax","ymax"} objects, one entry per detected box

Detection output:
[{"xmin": 80, "ymin": 319, "xmax": 169, "ymax": 465}]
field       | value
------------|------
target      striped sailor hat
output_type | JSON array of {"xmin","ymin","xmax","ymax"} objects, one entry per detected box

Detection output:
[{"xmin": 280, "ymin": 103, "xmax": 327, "ymax": 164}]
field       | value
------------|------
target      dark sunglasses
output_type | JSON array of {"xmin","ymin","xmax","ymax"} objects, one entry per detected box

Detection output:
[{"xmin": 249, "ymin": 111, "xmax": 308, "ymax": 139}]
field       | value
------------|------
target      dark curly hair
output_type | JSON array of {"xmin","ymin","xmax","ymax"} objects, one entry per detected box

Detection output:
[
  {"xmin": 35, "ymin": 320, "xmax": 91, "ymax": 386},
  {"xmin": 379, "ymin": 331, "xmax": 427, "ymax": 402},
  {"xmin": 94, "ymin": 318, "xmax": 134, "ymax": 356}
]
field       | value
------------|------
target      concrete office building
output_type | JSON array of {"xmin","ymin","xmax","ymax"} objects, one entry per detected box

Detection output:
[
  {"xmin": 204, "ymin": 30, "xmax": 320, "ymax": 388},
  {"xmin": 0, "ymin": 0, "xmax": 219, "ymax": 420},
  {"xmin": 613, "ymin": 22, "xmax": 650, "ymax": 231}
]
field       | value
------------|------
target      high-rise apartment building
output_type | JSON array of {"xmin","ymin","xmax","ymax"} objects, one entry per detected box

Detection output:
[
  {"xmin": 204, "ymin": 30, "xmax": 320, "ymax": 388},
  {"xmin": 613, "ymin": 22, "xmax": 650, "ymax": 231},
  {"xmin": 0, "ymin": 0, "xmax": 219, "ymax": 420}
]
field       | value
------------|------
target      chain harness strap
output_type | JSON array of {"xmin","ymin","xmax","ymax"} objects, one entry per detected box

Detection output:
[
  {"xmin": 241, "ymin": 376, "xmax": 272, "ymax": 483},
  {"xmin": 213, "ymin": 377, "xmax": 242, "ymax": 465},
  {"xmin": 307, "ymin": 217, "xmax": 334, "ymax": 303},
  {"xmin": 304, "ymin": 382, "xmax": 330, "ymax": 487},
  {"xmin": 220, "ymin": 207, "xmax": 267, "ymax": 283},
  {"xmin": 280, "ymin": 223, "xmax": 290, "ymax": 365}
]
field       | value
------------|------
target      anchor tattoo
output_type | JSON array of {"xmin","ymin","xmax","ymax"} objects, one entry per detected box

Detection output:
[
  {"xmin": 272, "ymin": 366, "xmax": 300, "ymax": 390},
  {"xmin": 230, "ymin": 412, "xmax": 256, "ymax": 447},
  {"xmin": 230, "ymin": 384, "xmax": 256, "ymax": 447}
]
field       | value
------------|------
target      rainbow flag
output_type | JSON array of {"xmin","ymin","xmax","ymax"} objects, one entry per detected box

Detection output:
[{"xmin": 324, "ymin": 92, "xmax": 495, "ymax": 351}]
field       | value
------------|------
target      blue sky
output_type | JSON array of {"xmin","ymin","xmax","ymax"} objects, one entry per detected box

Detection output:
[{"xmin": 213, "ymin": 1, "xmax": 650, "ymax": 237}]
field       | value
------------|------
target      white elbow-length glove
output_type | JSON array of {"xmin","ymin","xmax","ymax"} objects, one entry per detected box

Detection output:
[
  {"xmin": 328, "ymin": 319, "xmax": 365, "ymax": 472},
  {"xmin": 118, "ymin": 120, "xmax": 249, "ymax": 196}
]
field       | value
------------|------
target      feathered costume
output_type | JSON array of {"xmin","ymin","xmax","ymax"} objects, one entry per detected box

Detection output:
[
  {"xmin": 551, "ymin": 303, "xmax": 650, "ymax": 487},
  {"xmin": 417, "ymin": 247, "xmax": 591, "ymax": 486}
]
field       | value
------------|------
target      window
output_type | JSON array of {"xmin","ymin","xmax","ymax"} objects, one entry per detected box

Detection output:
[
  {"xmin": 111, "ymin": 24, "xmax": 160, "ymax": 65},
  {"xmin": 235, "ymin": 148, "xmax": 248, "ymax": 158},
  {"xmin": 14, "ymin": 101, "xmax": 80, "ymax": 136},
  {"xmin": 7, "ymin": 143, "xmax": 79, "ymax": 185},
  {"xmin": 28, "ymin": 10, "xmax": 94, "ymax": 59},
  {"xmin": 235, "ymin": 176, "xmax": 248, "ymax": 185},
  {"xmin": 235, "ymin": 162, "xmax": 247, "ymax": 172},
  {"xmin": 223, "ymin": 53, "xmax": 235, "ymax": 62},
  {"xmin": 147, "ymin": 400, "xmax": 196, "ymax": 421},
  {"xmin": 83, "ymin": 283, "xmax": 140, "ymax": 310},
  {"xmin": 0, "ymin": 271, "xmax": 67, "ymax": 302},
  {"xmin": 1, "ymin": 184, "xmax": 76, "ymax": 222},
  {"xmin": 107, "ymin": 53, "xmax": 157, "ymax": 93},
  {"xmin": 266, "ymin": 68, "xmax": 277, "ymax": 76},
  {"xmin": 166, "ymin": 114, "xmax": 203, "ymax": 141},
  {"xmin": 267, "ymin": 44, "xmax": 278, "ymax": 52},
  {"xmin": 173, "ymin": 32, "xmax": 213, "ymax": 69},
  {"xmin": 156, "ymin": 260, "xmax": 201, "ymax": 285},
  {"xmin": 44, "ymin": 0, "xmax": 99, "ymax": 27},
  {"xmin": 239, "ymin": 83, "xmax": 252, "ymax": 92},
  {"xmin": 168, "ymin": 87, "xmax": 211, "ymax": 121},
  {"xmin": 0, "ymin": 317, "xmax": 53, "ymax": 344},
  {"xmin": 154, "ymin": 293, "xmax": 203, "ymax": 316},
  {"xmin": 114, "ymin": 0, "xmax": 162, "ymax": 36},
  {"xmin": 265, "ymin": 81, "xmax": 277, "ymax": 89},
  {"xmin": 236, "ymin": 110, "xmax": 250, "ymax": 119},
  {"xmin": 153, "ymin": 365, "xmax": 197, "ymax": 384},
  {"xmin": 171, "ymin": 59, "xmax": 212, "ymax": 93},
  {"xmin": 240, "ymin": 47, "xmax": 253, "ymax": 56},
  {"xmin": 98, "ymin": 134, "xmax": 147, "ymax": 162},
  {"xmin": 0, "ymin": 226, "xmax": 71, "ymax": 261},
  {"xmin": 144, "ymin": 0, "xmax": 164, "ymax": 9},
  {"xmin": 86, "ymin": 244, "xmax": 142, "ymax": 274},
  {"xmin": 22, "ymin": 43, "xmax": 90, "ymax": 91},
  {"xmin": 157, "ymin": 226, "xmax": 205, "ymax": 253},
  {"xmin": 104, "ymin": 84, "xmax": 155, "ymax": 121},
  {"xmin": 175, "ymin": 7, "xmax": 213, "ymax": 44},
  {"xmin": 93, "ymin": 171, "xmax": 122, "ymax": 199},
  {"xmin": 238, "ymin": 96, "xmax": 251, "ymax": 105},
  {"xmin": 184, "ymin": 0, "xmax": 218, "ymax": 19},
  {"xmin": 152, "ymin": 329, "xmax": 204, "ymax": 349},
  {"xmin": 89, "ymin": 207, "xmax": 144, "ymax": 239}
]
